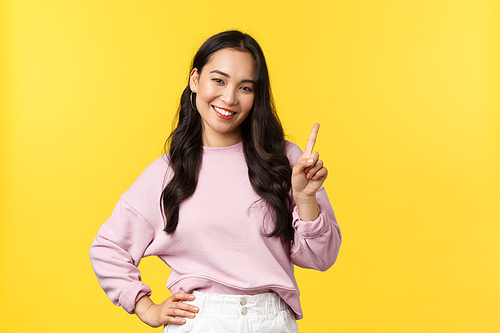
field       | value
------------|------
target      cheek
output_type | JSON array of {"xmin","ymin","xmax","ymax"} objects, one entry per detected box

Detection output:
[
  {"xmin": 197, "ymin": 83, "xmax": 217, "ymax": 103},
  {"xmin": 241, "ymin": 95, "xmax": 255, "ymax": 114}
]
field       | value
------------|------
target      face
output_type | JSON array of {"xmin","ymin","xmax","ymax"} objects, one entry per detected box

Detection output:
[{"xmin": 190, "ymin": 48, "xmax": 256, "ymax": 147}]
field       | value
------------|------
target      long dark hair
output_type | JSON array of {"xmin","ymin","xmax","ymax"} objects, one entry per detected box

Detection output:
[{"xmin": 161, "ymin": 30, "xmax": 293, "ymax": 243}]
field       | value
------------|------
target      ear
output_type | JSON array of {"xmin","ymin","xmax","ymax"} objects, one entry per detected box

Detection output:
[{"xmin": 189, "ymin": 68, "xmax": 199, "ymax": 93}]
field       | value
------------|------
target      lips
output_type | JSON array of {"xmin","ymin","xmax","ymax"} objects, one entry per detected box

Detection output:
[{"xmin": 213, "ymin": 105, "xmax": 236, "ymax": 119}]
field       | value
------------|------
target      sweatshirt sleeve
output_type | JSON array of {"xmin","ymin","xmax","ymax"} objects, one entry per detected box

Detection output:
[
  {"xmin": 285, "ymin": 140, "xmax": 342, "ymax": 271},
  {"xmin": 289, "ymin": 187, "xmax": 342, "ymax": 271},
  {"xmin": 89, "ymin": 198, "xmax": 156, "ymax": 313}
]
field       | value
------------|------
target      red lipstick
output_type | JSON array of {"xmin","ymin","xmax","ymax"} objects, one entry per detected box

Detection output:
[{"xmin": 212, "ymin": 105, "xmax": 236, "ymax": 120}]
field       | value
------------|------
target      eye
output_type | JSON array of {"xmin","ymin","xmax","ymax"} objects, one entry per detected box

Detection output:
[
  {"xmin": 240, "ymin": 86, "xmax": 253, "ymax": 92},
  {"xmin": 212, "ymin": 78, "xmax": 224, "ymax": 84}
]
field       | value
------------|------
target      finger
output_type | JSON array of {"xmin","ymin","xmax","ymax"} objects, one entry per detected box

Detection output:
[
  {"xmin": 169, "ymin": 308, "xmax": 197, "ymax": 319},
  {"xmin": 305, "ymin": 159, "xmax": 324, "ymax": 179},
  {"xmin": 169, "ymin": 301, "xmax": 199, "ymax": 313},
  {"xmin": 169, "ymin": 292, "xmax": 195, "ymax": 302},
  {"xmin": 312, "ymin": 166, "xmax": 328, "ymax": 181},
  {"xmin": 292, "ymin": 157, "xmax": 315, "ymax": 176},
  {"xmin": 302, "ymin": 151, "xmax": 320, "ymax": 174},
  {"xmin": 164, "ymin": 316, "xmax": 188, "ymax": 325},
  {"xmin": 304, "ymin": 123, "xmax": 320, "ymax": 157}
]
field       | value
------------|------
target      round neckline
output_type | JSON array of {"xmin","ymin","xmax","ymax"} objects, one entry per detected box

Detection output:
[{"xmin": 202, "ymin": 141, "xmax": 244, "ymax": 157}]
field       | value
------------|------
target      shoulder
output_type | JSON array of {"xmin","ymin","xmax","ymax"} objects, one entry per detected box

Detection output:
[
  {"xmin": 142, "ymin": 154, "xmax": 171, "ymax": 178},
  {"xmin": 285, "ymin": 141, "xmax": 303, "ymax": 166},
  {"xmin": 131, "ymin": 154, "xmax": 171, "ymax": 187},
  {"xmin": 121, "ymin": 154, "xmax": 172, "ymax": 204}
]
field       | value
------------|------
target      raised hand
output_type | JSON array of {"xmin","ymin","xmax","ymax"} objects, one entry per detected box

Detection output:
[
  {"xmin": 134, "ymin": 293, "xmax": 199, "ymax": 327},
  {"xmin": 291, "ymin": 123, "xmax": 328, "ymax": 221}
]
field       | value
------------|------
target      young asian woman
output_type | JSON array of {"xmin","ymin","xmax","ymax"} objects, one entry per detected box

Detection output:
[{"xmin": 89, "ymin": 30, "xmax": 341, "ymax": 333}]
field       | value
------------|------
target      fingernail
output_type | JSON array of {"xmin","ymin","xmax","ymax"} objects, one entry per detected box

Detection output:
[
  {"xmin": 307, "ymin": 159, "xmax": 314, "ymax": 164},
  {"xmin": 189, "ymin": 295, "xmax": 195, "ymax": 300},
  {"xmin": 306, "ymin": 173, "xmax": 312, "ymax": 179},
  {"xmin": 188, "ymin": 313, "xmax": 195, "ymax": 318},
  {"xmin": 180, "ymin": 319, "xmax": 186, "ymax": 324},
  {"xmin": 192, "ymin": 306, "xmax": 199, "ymax": 311}
]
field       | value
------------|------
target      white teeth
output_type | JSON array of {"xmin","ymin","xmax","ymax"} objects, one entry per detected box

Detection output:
[{"xmin": 213, "ymin": 106, "xmax": 235, "ymax": 117}]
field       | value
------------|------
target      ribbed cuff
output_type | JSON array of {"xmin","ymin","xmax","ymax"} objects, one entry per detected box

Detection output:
[
  {"xmin": 292, "ymin": 205, "xmax": 329, "ymax": 238},
  {"xmin": 119, "ymin": 281, "xmax": 152, "ymax": 314}
]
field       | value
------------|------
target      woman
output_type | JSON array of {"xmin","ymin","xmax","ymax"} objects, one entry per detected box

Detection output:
[{"xmin": 89, "ymin": 30, "xmax": 341, "ymax": 332}]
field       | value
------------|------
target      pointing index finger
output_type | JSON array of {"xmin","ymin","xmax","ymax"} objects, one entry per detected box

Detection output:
[{"xmin": 304, "ymin": 123, "xmax": 320, "ymax": 156}]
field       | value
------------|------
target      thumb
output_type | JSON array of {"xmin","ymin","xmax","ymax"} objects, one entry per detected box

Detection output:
[{"xmin": 292, "ymin": 157, "xmax": 314, "ymax": 176}]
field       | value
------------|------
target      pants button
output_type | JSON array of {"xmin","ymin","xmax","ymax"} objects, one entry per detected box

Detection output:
[
  {"xmin": 240, "ymin": 298, "xmax": 247, "ymax": 306},
  {"xmin": 241, "ymin": 307, "xmax": 248, "ymax": 315}
]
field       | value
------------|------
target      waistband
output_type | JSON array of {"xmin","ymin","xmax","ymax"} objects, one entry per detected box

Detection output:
[{"xmin": 191, "ymin": 291, "xmax": 291, "ymax": 317}]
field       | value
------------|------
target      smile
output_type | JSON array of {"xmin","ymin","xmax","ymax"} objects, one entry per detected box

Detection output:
[{"xmin": 213, "ymin": 106, "xmax": 236, "ymax": 118}]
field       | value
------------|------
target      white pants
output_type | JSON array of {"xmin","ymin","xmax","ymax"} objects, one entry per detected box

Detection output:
[{"xmin": 163, "ymin": 291, "xmax": 299, "ymax": 333}]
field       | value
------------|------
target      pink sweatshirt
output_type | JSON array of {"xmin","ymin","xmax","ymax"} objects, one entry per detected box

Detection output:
[{"xmin": 89, "ymin": 141, "xmax": 341, "ymax": 319}]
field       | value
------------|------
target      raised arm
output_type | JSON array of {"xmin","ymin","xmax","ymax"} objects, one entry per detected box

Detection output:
[
  {"xmin": 291, "ymin": 123, "xmax": 327, "ymax": 221},
  {"xmin": 288, "ymin": 124, "xmax": 342, "ymax": 271}
]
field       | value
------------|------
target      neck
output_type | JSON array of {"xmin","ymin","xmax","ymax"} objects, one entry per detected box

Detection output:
[{"xmin": 202, "ymin": 130, "xmax": 243, "ymax": 148}]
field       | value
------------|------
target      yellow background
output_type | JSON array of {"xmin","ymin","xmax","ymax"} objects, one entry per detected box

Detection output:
[{"xmin": 1, "ymin": 0, "xmax": 499, "ymax": 332}]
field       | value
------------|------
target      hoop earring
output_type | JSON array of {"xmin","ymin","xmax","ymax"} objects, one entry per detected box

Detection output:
[{"xmin": 190, "ymin": 91, "xmax": 197, "ymax": 111}]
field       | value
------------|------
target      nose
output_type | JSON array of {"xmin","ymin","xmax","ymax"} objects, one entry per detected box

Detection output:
[{"xmin": 220, "ymin": 87, "xmax": 238, "ymax": 106}]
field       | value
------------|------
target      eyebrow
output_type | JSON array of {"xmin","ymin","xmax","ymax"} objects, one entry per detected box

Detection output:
[{"xmin": 210, "ymin": 70, "xmax": 255, "ymax": 84}]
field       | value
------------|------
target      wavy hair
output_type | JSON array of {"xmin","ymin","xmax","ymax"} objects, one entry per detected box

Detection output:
[{"xmin": 161, "ymin": 30, "xmax": 293, "ymax": 243}]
